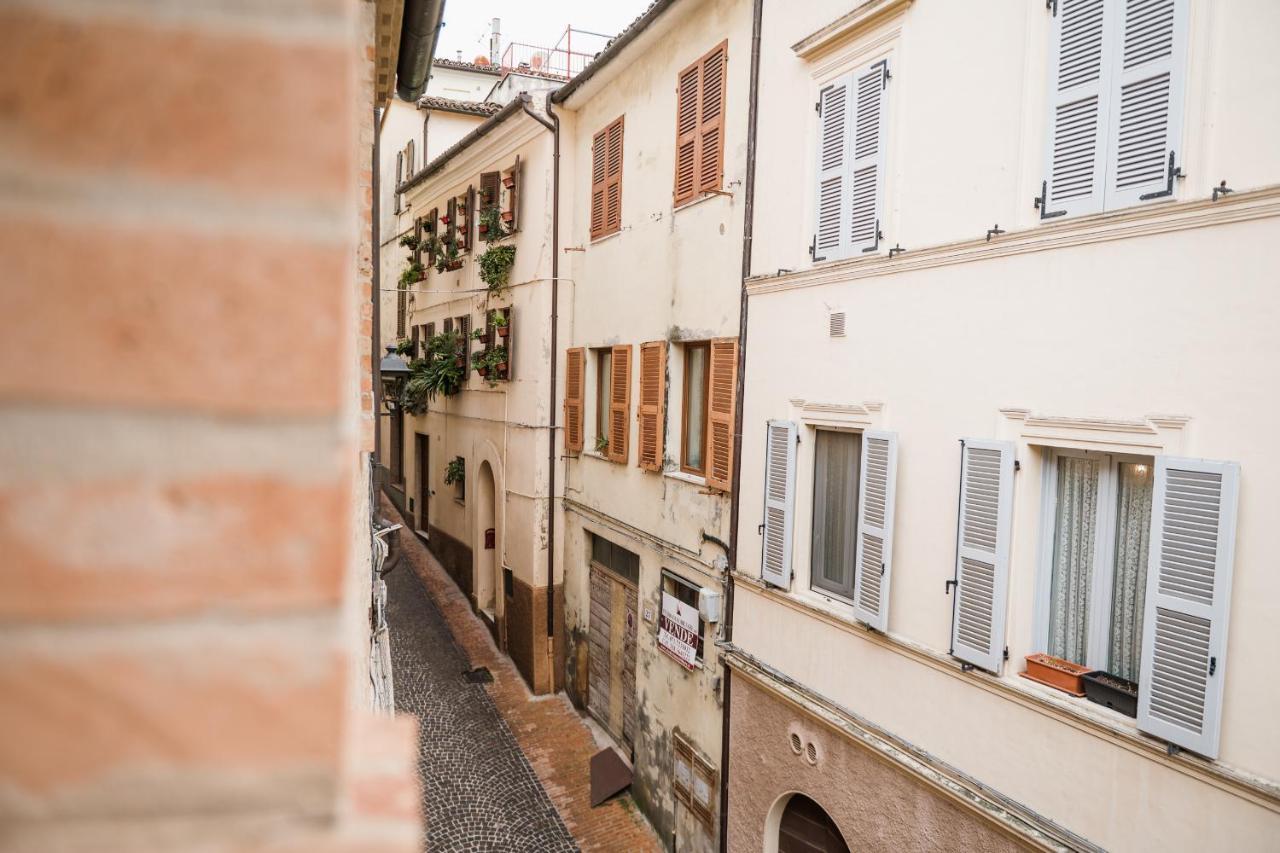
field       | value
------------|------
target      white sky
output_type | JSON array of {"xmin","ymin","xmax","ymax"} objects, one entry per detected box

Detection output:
[{"xmin": 434, "ymin": 0, "xmax": 651, "ymax": 65}]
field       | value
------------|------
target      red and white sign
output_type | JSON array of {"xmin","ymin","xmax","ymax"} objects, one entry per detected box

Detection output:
[{"xmin": 657, "ymin": 591, "xmax": 700, "ymax": 670}]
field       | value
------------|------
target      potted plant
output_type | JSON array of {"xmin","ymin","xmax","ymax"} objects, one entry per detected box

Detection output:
[
  {"xmin": 595, "ymin": 435, "xmax": 609, "ymax": 454},
  {"xmin": 439, "ymin": 213, "xmax": 452, "ymax": 226},
  {"xmin": 401, "ymin": 329, "xmax": 466, "ymax": 408},
  {"xmin": 471, "ymin": 327, "xmax": 490, "ymax": 346},
  {"xmin": 399, "ymin": 233, "xmax": 420, "ymax": 251},
  {"xmin": 470, "ymin": 345, "xmax": 508, "ymax": 387},
  {"xmin": 1021, "ymin": 653, "xmax": 1093, "ymax": 697},
  {"xmin": 478, "ymin": 244, "xmax": 516, "ymax": 294},
  {"xmin": 1082, "ymin": 671, "xmax": 1139, "ymax": 717},
  {"xmin": 399, "ymin": 260, "xmax": 425, "ymax": 286},
  {"xmin": 479, "ymin": 206, "xmax": 506, "ymax": 243},
  {"xmin": 444, "ymin": 456, "xmax": 465, "ymax": 488},
  {"xmin": 393, "ymin": 338, "xmax": 415, "ymax": 356},
  {"xmin": 491, "ymin": 311, "xmax": 510, "ymax": 339},
  {"xmin": 501, "ymin": 209, "xmax": 515, "ymax": 225},
  {"xmin": 434, "ymin": 235, "xmax": 462, "ymax": 274},
  {"xmin": 503, "ymin": 173, "xmax": 516, "ymax": 189}
]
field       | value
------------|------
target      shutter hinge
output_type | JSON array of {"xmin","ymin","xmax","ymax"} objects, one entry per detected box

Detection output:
[
  {"xmin": 1140, "ymin": 151, "xmax": 1180, "ymax": 201},
  {"xmin": 1047, "ymin": 0, "xmax": 1058, "ymax": 14},
  {"xmin": 1014, "ymin": 459, "xmax": 1021, "ymax": 472},
  {"xmin": 881, "ymin": 562, "xmax": 886, "ymax": 576},
  {"xmin": 1036, "ymin": 180, "xmax": 1067, "ymax": 219},
  {"xmin": 815, "ymin": 98, "xmax": 822, "ymax": 116},
  {"xmin": 1209, "ymin": 656, "xmax": 1217, "ymax": 676},
  {"xmin": 945, "ymin": 579, "xmax": 958, "ymax": 595},
  {"xmin": 1003, "ymin": 646, "xmax": 1010, "ymax": 661},
  {"xmin": 810, "ymin": 235, "xmax": 824, "ymax": 263}
]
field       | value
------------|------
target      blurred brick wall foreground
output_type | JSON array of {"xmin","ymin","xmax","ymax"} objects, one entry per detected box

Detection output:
[{"xmin": 0, "ymin": 1, "xmax": 416, "ymax": 850}]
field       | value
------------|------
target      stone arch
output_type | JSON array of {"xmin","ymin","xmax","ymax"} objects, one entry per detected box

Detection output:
[{"xmin": 764, "ymin": 791, "xmax": 850, "ymax": 853}]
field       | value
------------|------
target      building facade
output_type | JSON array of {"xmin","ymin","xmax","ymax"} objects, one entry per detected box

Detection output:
[
  {"xmin": 727, "ymin": 0, "xmax": 1280, "ymax": 851},
  {"xmin": 551, "ymin": 0, "xmax": 754, "ymax": 848}
]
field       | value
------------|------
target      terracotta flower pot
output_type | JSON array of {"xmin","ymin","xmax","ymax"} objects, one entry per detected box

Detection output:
[
  {"xmin": 496, "ymin": 361, "xmax": 508, "ymax": 374},
  {"xmin": 497, "ymin": 325, "xmax": 509, "ymax": 338},
  {"xmin": 476, "ymin": 332, "xmax": 491, "ymax": 345},
  {"xmin": 1020, "ymin": 654, "xmax": 1093, "ymax": 697},
  {"xmin": 477, "ymin": 366, "xmax": 489, "ymax": 378},
  {"xmin": 479, "ymin": 224, "xmax": 489, "ymax": 235},
  {"xmin": 501, "ymin": 210, "xmax": 514, "ymax": 224},
  {"xmin": 446, "ymin": 260, "xmax": 463, "ymax": 271},
  {"xmin": 503, "ymin": 175, "xmax": 516, "ymax": 189}
]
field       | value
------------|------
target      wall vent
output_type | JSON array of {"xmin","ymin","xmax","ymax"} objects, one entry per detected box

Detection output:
[
  {"xmin": 789, "ymin": 732, "xmax": 803, "ymax": 755},
  {"xmin": 829, "ymin": 311, "xmax": 846, "ymax": 337},
  {"xmin": 805, "ymin": 742, "xmax": 818, "ymax": 765}
]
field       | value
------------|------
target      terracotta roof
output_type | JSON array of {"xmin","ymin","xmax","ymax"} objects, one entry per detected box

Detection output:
[
  {"xmin": 432, "ymin": 57, "xmax": 503, "ymax": 75},
  {"xmin": 417, "ymin": 95, "xmax": 502, "ymax": 117}
]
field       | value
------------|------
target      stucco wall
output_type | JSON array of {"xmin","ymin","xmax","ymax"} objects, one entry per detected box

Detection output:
[{"xmin": 728, "ymin": 674, "xmax": 1030, "ymax": 853}]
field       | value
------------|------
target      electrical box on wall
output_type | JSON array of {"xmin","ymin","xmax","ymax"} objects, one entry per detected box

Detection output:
[{"xmin": 698, "ymin": 587, "xmax": 722, "ymax": 623}]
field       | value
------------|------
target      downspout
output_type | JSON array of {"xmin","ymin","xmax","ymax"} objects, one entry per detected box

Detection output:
[
  {"xmin": 720, "ymin": 0, "xmax": 764, "ymax": 848},
  {"xmin": 372, "ymin": 104, "xmax": 383, "ymax": 470},
  {"xmin": 520, "ymin": 96, "xmax": 562, "ymax": 676}
]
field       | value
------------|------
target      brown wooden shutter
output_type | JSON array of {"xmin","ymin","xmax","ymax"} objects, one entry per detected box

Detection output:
[
  {"xmin": 564, "ymin": 347, "xmax": 585, "ymax": 453},
  {"xmin": 443, "ymin": 317, "xmax": 453, "ymax": 334},
  {"xmin": 705, "ymin": 337, "xmax": 737, "ymax": 491},
  {"xmin": 637, "ymin": 341, "xmax": 667, "ymax": 471},
  {"xmin": 425, "ymin": 321, "xmax": 435, "ymax": 339},
  {"xmin": 413, "ymin": 217, "xmax": 423, "ymax": 265},
  {"xmin": 411, "ymin": 325, "xmax": 420, "ymax": 359},
  {"xmin": 509, "ymin": 156, "xmax": 521, "ymax": 233},
  {"xmin": 698, "ymin": 42, "xmax": 727, "ymax": 194},
  {"xmin": 607, "ymin": 344, "xmax": 631, "ymax": 464},
  {"xmin": 461, "ymin": 186, "xmax": 475, "ymax": 251},
  {"xmin": 590, "ymin": 128, "xmax": 608, "ymax": 239},
  {"xmin": 480, "ymin": 171, "xmax": 500, "ymax": 210},
  {"xmin": 605, "ymin": 118, "xmax": 624, "ymax": 234},
  {"xmin": 674, "ymin": 62, "xmax": 700, "ymax": 205},
  {"xmin": 446, "ymin": 197, "xmax": 457, "ymax": 247},
  {"xmin": 457, "ymin": 314, "xmax": 471, "ymax": 366},
  {"xmin": 396, "ymin": 288, "xmax": 406, "ymax": 337},
  {"xmin": 426, "ymin": 207, "xmax": 438, "ymax": 266},
  {"xmin": 394, "ymin": 152, "xmax": 403, "ymax": 213}
]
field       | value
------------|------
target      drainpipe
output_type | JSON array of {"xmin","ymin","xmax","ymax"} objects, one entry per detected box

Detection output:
[
  {"xmin": 372, "ymin": 104, "xmax": 382, "ymax": 470},
  {"xmin": 519, "ymin": 97, "xmax": 561, "ymax": 682},
  {"xmin": 721, "ymin": 0, "xmax": 764, "ymax": 848}
]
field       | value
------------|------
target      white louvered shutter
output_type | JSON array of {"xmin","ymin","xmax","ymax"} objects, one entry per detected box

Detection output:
[
  {"xmin": 849, "ymin": 60, "xmax": 887, "ymax": 254},
  {"xmin": 950, "ymin": 440, "xmax": 1016, "ymax": 673},
  {"xmin": 813, "ymin": 78, "xmax": 850, "ymax": 262},
  {"xmin": 1137, "ymin": 457, "xmax": 1239, "ymax": 759},
  {"xmin": 852, "ymin": 430, "xmax": 897, "ymax": 631},
  {"xmin": 1105, "ymin": 0, "xmax": 1188, "ymax": 208},
  {"xmin": 761, "ymin": 420, "xmax": 797, "ymax": 588},
  {"xmin": 1042, "ymin": 0, "xmax": 1109, "ymax": 218}
]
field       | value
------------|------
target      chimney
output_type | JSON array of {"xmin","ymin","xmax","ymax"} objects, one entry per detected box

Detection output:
[
  {"xmin": 489, "ymin": 18, "xmax": 501, "ymax": 66},
  {"xmin": 456, "ymin": 50, "xmax": 462, "ymax": 62}
]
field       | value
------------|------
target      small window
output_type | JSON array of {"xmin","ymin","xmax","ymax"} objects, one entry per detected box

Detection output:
[
  {"xmin": 811, "ymin": 429, "xmax": 862, "ymax": 599},
  {"xmin": 661, "ymin": 570, "xmax": 705, "ymax": 662},
  {"xmin": 1041, "ymin": 450, "xmax": 1154, "ymax": 682},
  {"xmin": 595, "ymin": 348, "xmax": 613, "ymax": 453},
  {"xmin": 590, "ymin": 532, "xmax": 639, "ymax": 586},
  {"xmin": 681, "ymin": 343, "xmax": 710, "ymax": 475}
]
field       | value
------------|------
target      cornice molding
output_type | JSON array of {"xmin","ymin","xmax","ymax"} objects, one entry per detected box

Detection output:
[
  {"xmin": 791, "ymin": 0, "xmax": 914, "ymax": 59},
  {"xmin": 747, "ymin": 185, "xmax": 1280, "ymax": 296},
  {"xmin": 999, "ymin": 408, "xmax": 1191, "ymax": 455},
  {"xmin": 403, "ymin": 118, "xmax": 545, "ymax": 210}
]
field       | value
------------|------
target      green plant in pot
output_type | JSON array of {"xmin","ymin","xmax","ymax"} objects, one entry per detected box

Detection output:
[
  {"xmin": 490, "ymin": 310, "xmax": 510, "ymax": 340},
  {"xmin": 401, "ymin": 329, "xmax": 466, "ymax": 411},
  {"xmin": 595, "ymin": 435, "xmax": 609, "ymax": 454},
  {"xmin": 478, "ymin": 244, "xmax": 516, "ymax": 294},
  {"xmin": 479, "ymin": 206, "xmax": 506, "ymax": 242},
  {"xmin": 444, "ymin": 456, "xmax": 465, "ymax": 488},
  {"xmin": 434, "ymin": 235, "xmax": 462, "ymax": 274},
  {"xmin": 393, "ymin": 338, "xmax": 415, "ymax": 357},
  {"xmin": 471, "ymin": 326, "xmax": 490, "ymax": 346},
  {"xmin": 399, "ymin": 233, "xmax": 420, "ymax": 251},
  {"xmin": 470, "ymin": 344, "xmax": 509, "ymax": 387},
  {"xmin": 399, "ymin": 260, "xmax": 425, "ymax": 287}
]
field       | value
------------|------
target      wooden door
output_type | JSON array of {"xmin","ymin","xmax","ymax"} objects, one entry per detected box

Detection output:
[
  {"xmin": 587, "ymin": 566, "xmax": 637, "ymax": 749},
  {"xmin": 415, "ymin": 433, "xmax": 428, "ymax": 533}
]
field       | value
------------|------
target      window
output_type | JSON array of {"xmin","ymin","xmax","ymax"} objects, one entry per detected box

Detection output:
[
  {"xmin": 810, "ymin": 430, "xmax": 862, "ymax": 599},
  {"xmin": 595, "ymin": 348, "xmax": 612, "ymax": 451},
  {"xmin": 673, "ymin": 41, "xmax": 727, "ymax": 206},
  {"xmin": 1040, "ymin": 0, "xmax": 1188, "ymax": 218},
  {"xmin": 590, "ymin": 116, "xmax": 624, "ymax": 240},
  {"xmin": 1039, "ymin": 450, "xmax": 1154, "ymax": 681},
  {"xmin": 590, "ymin": 532, "xmax": 640, "ymax": 586},
  {"xmin": 394, "ymin": 151, "xmax": 403, "ymax": 214},
  {"xmin": 681, "ymin": 343, "xmax": 710, "ymax": 475},
  {"xmin": 660, "ymin": 570, "xmax": 705, "ymax": 663},
  {"xmin": 812, "ymin": 58, "xmax": 888, "ymax": 262}
]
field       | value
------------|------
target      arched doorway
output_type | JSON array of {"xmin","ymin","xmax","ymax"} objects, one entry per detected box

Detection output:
[
  {"xmin": 473, "ymin": 461, "xmax": 501, "ymax": 630},
  {"xmin": 777, "ymin": 794, "xmax": 849, "ymax": 853}
]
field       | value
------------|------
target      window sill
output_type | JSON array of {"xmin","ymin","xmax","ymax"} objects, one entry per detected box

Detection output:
[
  {"xmin": 672, "ymin": 190, "xmax": 728, "ymax": 214},
  {"xmin": 663, "ymin": 469, "xmax": 707, "ymax": 488},
  {"xmin": 584, "ymin": 450, "xmax": 622, "ymax": 464},
  {"xmin": 589, "ymin": 228, "xmax": 623, "ymax": 247}
]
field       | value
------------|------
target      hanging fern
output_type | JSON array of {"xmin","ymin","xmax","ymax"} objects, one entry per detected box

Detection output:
[{"xmin": 478, "ymin": 244, "xmax": 516, "ymax": 294}]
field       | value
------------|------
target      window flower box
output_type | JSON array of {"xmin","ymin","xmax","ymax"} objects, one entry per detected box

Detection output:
[
  {"xmin": 1020, "ymin": 653, "xmax": 1092, "ymax": 697},
  {"xmin": 1082, "ymin": 671, "xmax": 1138, "ymax": 717}
]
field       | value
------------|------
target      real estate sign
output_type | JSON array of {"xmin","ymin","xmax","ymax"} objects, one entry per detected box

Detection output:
[{"xmin": 657, "ymin": 591, "xmax": 699, "ymax": 670}]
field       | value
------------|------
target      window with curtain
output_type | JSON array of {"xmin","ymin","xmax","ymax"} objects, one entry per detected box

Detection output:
[
  {"xmin": 811, "ymin": 430, "xmax": 861, "ymax": 599},
  {"xmin": 681, "ymin": 343, "xmax": 709, "ymax": 475},
  {"xmin": 1043, "ymin": 450, "xmax": 1153, "ymax": 681}
]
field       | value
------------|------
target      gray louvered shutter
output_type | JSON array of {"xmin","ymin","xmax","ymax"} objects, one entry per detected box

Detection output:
[
  {"xmin": 1137, "ymin": 457, "xmax": 1239, "ymax": 759},
  {"xmin": 1042, "ymin": 0, "xmax": 1109, "ymax": 218},
  {"xmin": 852, "ymin": 430, "xmax": 897, "ymax": 631},
  {"xmin": 1105, "ymin": 0, "xmax": 1188, "ymax": 208},
  {"xmin": 950, "ymin": 440, "xmax": 1016, "ymax": 673},
  {"xmin": 849, "ymin": 60, "xmax": 887, "ymax": 254},
  {"xmin": 813, "ymin": 78, "xmax": 850, "ymax": 262},
  {"xmin": 761, "ymin": 420, "xmax": 797, "ymax": 588}
]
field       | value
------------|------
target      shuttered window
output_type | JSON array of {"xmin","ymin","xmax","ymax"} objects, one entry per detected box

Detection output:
[
  {"xmin": 394, "ymin": 152, "xmax": 403, "ymax": 214},
  {"xmin": 853, "ymin": 430, "xmax": 898, "ymax": 631},
  {"xmin": 425, "ymin": 207, "xmax": 438, "ymax": 266},
  {"xmin": 681, "ymin": 343, "xmax": 709, "ymax": 475},
  {"xmin": 674, "ymin": 41, "xmax": 728, "ymax": 206},
  {"xmin": 1041, "ymin": 0, "xmax": 1188, "ymax": 218},
  {"xmin": 761, "ymin": 420, "xmax": 797, "ymax": 588},
  {"xmin": 506, "ymin": 157, "xmax": 521, "ymax": 233},
  {"xmin": 606, "ymin": 345, "xmax": 632, "ymax": 464},
  {"xmin": 590, "ymin": 117, "xmax": 625, "ymax": 240},
  {"xmin": 1137, "ymin": 457, "xmax": 1238, "ymax": 759},
  {"xmin": 461, "ymin": 187, "xmax": 474, "ymax": 252},
  {"xmin": 637, "ymin": 341, "xmax": 666, "ymax": 472},
  {"xmin": 564, "ymin": 348, "xmax": 585, "ymax": 453},
  {"xmin": 705, "ymin": 338, "xmax": 737, "ymax": 491},
  {"xmin": 812, "ymin": 59, "xmax": 888, "ymax": 262},
  {"xmin": 479, "ymin": 171, "xmax": 500, "ymax": 240},
  {"xmin": 950, "ymin": 439, "xmax": 1017, "ymax": 673}
]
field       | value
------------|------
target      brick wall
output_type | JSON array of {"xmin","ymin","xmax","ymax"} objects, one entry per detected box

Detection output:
[{"xmin": 0, "ymin": 1, "xmax": 416, "ymax": 850}]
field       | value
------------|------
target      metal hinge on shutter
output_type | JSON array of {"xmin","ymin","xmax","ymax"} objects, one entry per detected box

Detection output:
[
  {"xmin": 809, "ymin": 235, "xmax": 824, "ymax": 263},
  {"xmin": 1046, "ymin": 0, "xmax": 1058, "ymax": 14},
  {"xmin": 1034, "ymin": 180, "xmax": 1067, "ymax": 219},
  {"xmin": 1139, "ymin": 151, "xmax": 1183, "ymax": 201},
  {"xmin": 814, "ymin": 98, "xmax": 822, "ymax": 116},
  {"xmin": 878, "ymin": 61, "xmax": 890, "ymax": 88},
  {"xmin": 861, "ymin": 220, "xmax": 882, "ymax": 253}
]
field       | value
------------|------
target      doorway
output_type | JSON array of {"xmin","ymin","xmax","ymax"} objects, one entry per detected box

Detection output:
[
  {"xmin": 415, "ymin": 433, "xmax": 429, "ymax": 534},
  {"xmin": 587, "ymin": 564, "xmax": 638, "ymax": 750},
  {"xmin": 474, "ymin": 460, "xmax": 500, "ymax": 631},
  {"xmin": 778, "ymin": 794, "xmax": 849, "ymax": 853}
]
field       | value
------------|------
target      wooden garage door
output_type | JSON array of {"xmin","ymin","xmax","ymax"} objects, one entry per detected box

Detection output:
[{"xmin": 588, "ymin": 564, "xmax": 637, "ymax": 749}]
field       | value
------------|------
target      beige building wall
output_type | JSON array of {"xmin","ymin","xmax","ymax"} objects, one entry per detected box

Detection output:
[
  {"xmin": 554, "ymin": 0, "xmax": 753, "ymax": 848},
  {"xmin": 730, "ymin": 0, "xmax": 1280, "ymax": 850}
]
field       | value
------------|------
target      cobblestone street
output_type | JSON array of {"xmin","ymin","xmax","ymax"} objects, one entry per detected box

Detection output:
[{"xmin": 384, "ymin": 497, "xmax": 659, "ymax": 852}]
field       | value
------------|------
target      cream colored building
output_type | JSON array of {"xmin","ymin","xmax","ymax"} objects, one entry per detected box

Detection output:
[
  {"xmin": 550, "ymin": 0, "xmax": 753, "ymax": 849},
  {"xmin": 726, "ymin": 0, "xmax": 1280, "ymax": 851}
]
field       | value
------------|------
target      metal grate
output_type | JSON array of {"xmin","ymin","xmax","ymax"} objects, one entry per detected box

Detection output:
[{"xmin": 829, "ymin": 311, "xmax": 846, "ymax": 337}]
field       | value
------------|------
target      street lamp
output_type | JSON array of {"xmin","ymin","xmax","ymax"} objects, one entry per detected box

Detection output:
[{"xmin": 379, "ymin": 344, "xmax": 411, "ymax": 410}]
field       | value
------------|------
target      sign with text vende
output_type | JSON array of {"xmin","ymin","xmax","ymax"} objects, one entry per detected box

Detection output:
[{"xmin": 657, "ymin": 591, "xmax": 699, "ymax": 670}]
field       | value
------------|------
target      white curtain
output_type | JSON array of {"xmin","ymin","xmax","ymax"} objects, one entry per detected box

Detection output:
[
  {"xmin": 811, "ymin": 431, "xmax": 860, "ymax": 597},
  {"xmin": 1048, "ymin": 456, "xmax": 1100, "ymax": 665},
  {"xmin": 1109, "ymin": 462, "xmax": 1153, "ymax": 681}
]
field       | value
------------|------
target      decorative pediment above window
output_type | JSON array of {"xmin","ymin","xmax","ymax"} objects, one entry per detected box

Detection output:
[
  {"xmin": 790, "ymin": 398, "xmax": 884, "ymax": 430},
  {"xmin": 791, "ymin": 0, "xmax": 913, "ymax": 60},
  {"xmin": 999, "ymin": 408, "xmax": 1190, "ymax": 456}
]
